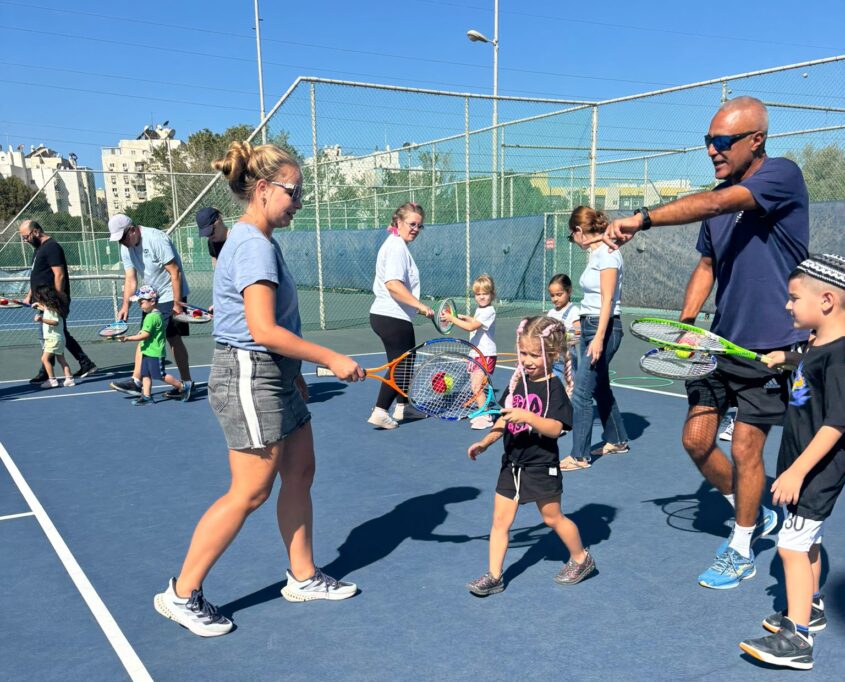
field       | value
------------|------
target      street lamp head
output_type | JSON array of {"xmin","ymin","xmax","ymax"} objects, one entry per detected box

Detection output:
[{"xmin": 466, "ymin": 29, "xmax": 490, "ymax": 43}]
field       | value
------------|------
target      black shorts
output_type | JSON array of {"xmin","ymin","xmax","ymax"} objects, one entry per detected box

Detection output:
[
  {"xmin": 141, "ymin": 299, "xmax": 189, "ymax": 339},
  {"xmin": 685, "ymin": 348, "xmax": 790, "ymax": 426},
  {"xmin": 496, "ymin": 462, "xmax": 562, "ymax": 504},
  {"xmin": 140, "ymin": 355, "xmax": 165, "ymax": 380}
]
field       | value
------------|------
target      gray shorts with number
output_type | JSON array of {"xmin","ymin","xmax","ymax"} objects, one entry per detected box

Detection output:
[{"xmin": 208, "ymin": 344, "xmax": 311, "ymax": 451}]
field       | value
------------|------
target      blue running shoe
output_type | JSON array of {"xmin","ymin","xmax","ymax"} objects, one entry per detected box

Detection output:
[
  {"xmin": 716, "ymin": 506, "xmax": 779, "ymax": 556},
  {"xmin": 698, "ymin": 547, "xmax": 756, "ymax": 589}
]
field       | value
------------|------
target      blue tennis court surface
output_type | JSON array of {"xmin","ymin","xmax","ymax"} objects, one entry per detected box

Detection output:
[{"xmin": 1, "ymin": 355, "xmax": 843, "ymax": 680}]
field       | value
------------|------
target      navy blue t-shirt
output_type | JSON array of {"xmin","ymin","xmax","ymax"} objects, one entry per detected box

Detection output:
[{"xmin": 696, "ymin": 156, "xmax": 809, "ymax": 349}]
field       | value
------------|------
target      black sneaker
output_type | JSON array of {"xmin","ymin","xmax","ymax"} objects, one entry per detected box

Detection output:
[
  {"xmin": 161, "ymin": 387, "xmax": 183, "ymax": 400},
  {"xmin": 466, "ymin": 571, "xmax": 504, "ymax": 596},
  {"xmin": 740, "ymin": 617, "xmax": 814, "ymax": 670},
  {"xmin": 110, "ymin": 377, "xmax": 142, "ymax": 396},
  {"xmin": 73, "ymin": 362, "xmax": 97, "ymax": 379},
  {"xmin": 29, "ymin": 369, "xmax": 49, "ymax": 385},
  {"xmin": 763, "ymin": 597, "xmax": 826, "ymax": 634}
]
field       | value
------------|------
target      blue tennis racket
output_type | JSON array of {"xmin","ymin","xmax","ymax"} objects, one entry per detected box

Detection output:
[{"xmin": 98, "ymin": 320, "xmax": 128, "ymax": 339}]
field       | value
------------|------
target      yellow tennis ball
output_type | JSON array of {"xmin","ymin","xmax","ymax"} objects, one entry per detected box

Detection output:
[
  {"xmin": 443, "ymin": 374, "xmax": 454, "ymax": 394},
  {"xmin": 674, "ymin": 349, "xmax": 693, "ymax": 359}
]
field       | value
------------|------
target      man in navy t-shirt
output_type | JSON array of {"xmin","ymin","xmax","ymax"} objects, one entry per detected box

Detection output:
[{"xmin": 604, "ymin": 96, "xmax": 809, "ymax": 589}]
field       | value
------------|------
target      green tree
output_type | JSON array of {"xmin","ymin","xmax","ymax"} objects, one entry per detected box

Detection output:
[
  {"xmin": 786, "ymin": 144, "xmax": 845, "ymax": 201},
  {"xmin": 0, "ymin": 176, "xmax": 34, "ymax": 223},
  {"xmin": 125, "ymin": 197, "xmax": 171, "ymax": 228}
]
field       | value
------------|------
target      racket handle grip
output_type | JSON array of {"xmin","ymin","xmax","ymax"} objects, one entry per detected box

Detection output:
[{"xmin": 315, "ymin": 366, "xmax": 335, "ymax": 377}]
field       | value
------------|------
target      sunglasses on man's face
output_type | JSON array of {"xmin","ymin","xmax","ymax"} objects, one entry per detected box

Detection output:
[
  {"xmin": 704, "ymin": 130, "xmax": 757, "ymax": 153},
  {"xmin": 269, "ymin": 181, "xmax": 303, "ymax": 203}
]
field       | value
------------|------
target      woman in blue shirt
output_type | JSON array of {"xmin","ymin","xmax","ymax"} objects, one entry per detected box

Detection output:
[{"xmin": 154, "ymin": 141, "xmax": 365, "ymax": 637}]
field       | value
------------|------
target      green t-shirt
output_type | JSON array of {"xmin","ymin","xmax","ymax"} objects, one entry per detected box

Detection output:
[{"xmin": 140, "ymin": 310, "xmax": 166, "ymax": 358}]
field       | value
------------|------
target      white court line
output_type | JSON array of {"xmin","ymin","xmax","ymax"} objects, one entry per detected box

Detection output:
[
  {"xmin": 0, "ymin": 442, "xmax": 152, "ymax": 682},
  {"xmin": 0, "ymin": 511, "xmax": 35, "ymax": 522}
]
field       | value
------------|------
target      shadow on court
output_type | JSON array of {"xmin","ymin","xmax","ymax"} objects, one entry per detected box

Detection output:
[
  {"xmin": 502, "ymin": 502, "xmax": 616, "ymax": 584},
  {"xmin": 219, "ymin": 486, "xmax": 480, "ymax": 618},
  {"xmin": 307, "ymin": 381, "xmax": 348, "ymax": 404}
]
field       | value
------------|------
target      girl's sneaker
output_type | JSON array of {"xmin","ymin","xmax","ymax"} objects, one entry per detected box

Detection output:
[
  {"xmin": 133, "ymin": 395, "xmax": 154, "ymax": 406},
  {"xmin": 63, "ymin": 377, "xmax": 75, "ymax": 387},
  {"xmin": 41, "ymin": 378, "xmax": 59, "ymax": 389},
  {"xmin": 153, "ymin": 578, "xmax": 233, "ymax": 637},
  {"xmin": 367, "ymin": 407, "xmax": 398, "ymax": 430},
  {"xmin": 470, "ymin": 415, "xmax": 494, "ymax": 430},
  {"xmin": 554, "ymin": 549, "xmax": 596, "ymax": 585},
  {"xmin": 466, "ymin": 571, "xmax": 504, "ymax": 596}
]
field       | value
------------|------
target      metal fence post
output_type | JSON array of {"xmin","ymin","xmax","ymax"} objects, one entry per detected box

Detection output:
[
  {"xmin": 465, "ymin": 97, "xmax": 471, "ymax": 314},
  {"xmin": 589, "ymin": 105, "xmax": 598, "ymax": 207},
  {"xmin": 311, "ymin": 83, "xmax": 326, "ymax": 330}
]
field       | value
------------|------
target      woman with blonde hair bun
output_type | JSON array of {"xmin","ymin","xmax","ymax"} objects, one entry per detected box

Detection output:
[{"xmin": 153, "ymin": 141, "xmax": 365, "ymax": 637}]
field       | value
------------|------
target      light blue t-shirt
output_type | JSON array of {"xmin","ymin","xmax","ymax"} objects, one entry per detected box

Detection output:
[
  {"xmin": 120, "ymin": 226, "xmax": 189, "ymax": 303},
  {"xmin": 212, "ymin": 222, "xmax": 302, "ymax": 352},
  {"xmin": 578, "ymin": 244, "xmax": 623, "ymax": 316}
]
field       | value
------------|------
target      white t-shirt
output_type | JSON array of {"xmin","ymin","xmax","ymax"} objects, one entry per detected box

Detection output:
[
  {"xmin": 120, "ymin": 226, "xmax": 189, "ymax": 304},
  {"xmin": 548, "ymin": 302, "xmax": 580, "ymax": 334},
  {"xmin": 369, "ymin": 233, "xmax": 420, "ymax": 322},
  {"xmin": 579, "ymin": 244, "xmax": 623, "ymax": 316},
  {"xmin": 468, "ymin": 305, "xmax": 496, "ymax": 356}
]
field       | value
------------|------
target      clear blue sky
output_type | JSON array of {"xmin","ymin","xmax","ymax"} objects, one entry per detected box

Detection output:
[{"xmin": 2, "ymin": 0, "xmax": 844, "ymax": 174}]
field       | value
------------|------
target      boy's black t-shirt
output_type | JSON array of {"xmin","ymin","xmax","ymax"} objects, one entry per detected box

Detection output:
[
  {"xmin": 777, "ymin": 336, "xmax": 845, "ymax": 520},
  {"xmin": 30, "ymin": 239, "xmax": 71, "ymax": 300},
  {"xmin": 500, "ymin": 375, "xmax": 572, "ymax": 467}
]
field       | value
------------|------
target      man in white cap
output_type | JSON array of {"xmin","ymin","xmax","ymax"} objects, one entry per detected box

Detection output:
[{"xmin": 107, "ymin": 214, "xmax": 193, "ymax": 399}]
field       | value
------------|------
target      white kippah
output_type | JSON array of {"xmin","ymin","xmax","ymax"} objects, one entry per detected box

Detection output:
[{"xmin": 796, "ymin": 253, "xmax": 845, "ymax": 290}]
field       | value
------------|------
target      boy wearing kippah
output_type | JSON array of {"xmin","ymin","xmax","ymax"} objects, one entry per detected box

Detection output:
[
  {"xmin": 739, "ymin": 254, "xmax": 845, "ymax": 670},
  {"xmin": 119, "ymin": 285, "xmax": 189, "ymax": 406}
]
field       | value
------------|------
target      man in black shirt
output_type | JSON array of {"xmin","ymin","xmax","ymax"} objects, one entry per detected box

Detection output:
[
  {"xmin": 19, "ymin": 220, "xmax": 96, "ymax": 382},
  {"xmin": 196, "ymin": 207, "xmax": 228, "ymax": 268}
]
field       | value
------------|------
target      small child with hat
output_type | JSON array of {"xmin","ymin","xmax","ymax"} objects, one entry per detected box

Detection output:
[{"xmin": 119, "ymin": 285, "xmax": 189, "ymax": 406}]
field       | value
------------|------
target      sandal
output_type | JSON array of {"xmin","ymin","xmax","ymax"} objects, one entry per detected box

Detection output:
[
  {"xmin": 559, "ymin": 456, "xmax": 591, "ymax": 471},
  {"xmin": 590, "ymin": 442, "xmax": 630, "ymax": 456}
]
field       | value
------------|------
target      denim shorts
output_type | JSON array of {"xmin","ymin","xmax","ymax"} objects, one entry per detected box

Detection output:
[{"xmin": 208, "ymin": 344, "xmax": 311, "ymax": 451}]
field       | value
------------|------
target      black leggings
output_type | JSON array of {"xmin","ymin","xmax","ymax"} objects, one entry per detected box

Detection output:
[{"xmin": 370, "ymin": 313, "xmax": 416, "ymax": 410}]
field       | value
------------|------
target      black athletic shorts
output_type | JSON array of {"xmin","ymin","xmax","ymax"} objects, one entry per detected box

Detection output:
[
  {"xmin": 496, "ymin": 461, "xmax": 562, "ymax": 504},
  {"xmin": 685, "ymin": 347, "xmax": 790, "ymax": 426}
]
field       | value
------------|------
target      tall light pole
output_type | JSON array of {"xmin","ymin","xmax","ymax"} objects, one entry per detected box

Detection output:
[
  {"xmin": 254, "ymin": 0, "xmax": 267, "ymax": 144},
  {"xmin": 467, "ymin": 0, "xmax": 499, "ymax": 219}
]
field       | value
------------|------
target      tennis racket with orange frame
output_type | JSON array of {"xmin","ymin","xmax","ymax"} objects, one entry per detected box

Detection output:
[{"xmin": 315, "ymin": 337, "xmax": 484, "ymax": 398}]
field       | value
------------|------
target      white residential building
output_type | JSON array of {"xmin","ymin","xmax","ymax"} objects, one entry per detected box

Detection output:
[
  {"xmin": 101, "ymin": 123, "xmax": 182, "ymax": 216},
  {"xmin": 308, "ymin": 145, "xmax": 403, "ymax": 197},
  {"xmin": 0, "ymin": 145, "xmax": 98, "ymax": 219}
]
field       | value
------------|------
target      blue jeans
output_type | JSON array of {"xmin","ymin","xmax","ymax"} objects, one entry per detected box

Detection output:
[
  {"xmin": 570, "ymin": 316, "xmax": 628, "ymax": 461},
  {"xmin": 552, "ymin": 342, "xmax": 579, "ymax": 385}
]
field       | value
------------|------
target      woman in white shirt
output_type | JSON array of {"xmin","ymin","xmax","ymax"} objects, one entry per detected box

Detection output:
[
  {"xmin": 368, "ymin": 202, "xmax": 434, "ymax": 429},
  {"xmin": 560, "ymin": 206, "xmax": 629, "ymax": 470}
]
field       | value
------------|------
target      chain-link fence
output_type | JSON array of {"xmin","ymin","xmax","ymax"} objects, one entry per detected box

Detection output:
[{"xmin": 1, "ymin": 55, "xmax": 844, "ymax": 347}]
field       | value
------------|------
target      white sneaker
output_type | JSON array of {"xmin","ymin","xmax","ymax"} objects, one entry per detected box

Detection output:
[
  {"xmin": 153, "ymin": 578, "xmax": 233, "ymax": 637},
  {"xmin": 719, "ymin": 417, "xmax": 735, "ymax": 442},
  {"xmin": 393, "ymin": 402, "xmax": 428, "ymax": 421},
  {"xmin": 281, "ymin": 568, "xmax": 357, "ymax": 602},
  {"xmin": 41, "ymin": 378, "xmax": 59, "ymax": 389},
  {"xmin": 470, "ymin": 415, "xmax": 494, "ymax": 430},
  {"xmin": 368, "ymin": 407, "xmax": 398, "ymax": 429},
  {"xmin": 63, "ymin": 377, "xmax": 75, "ymax": 387}
]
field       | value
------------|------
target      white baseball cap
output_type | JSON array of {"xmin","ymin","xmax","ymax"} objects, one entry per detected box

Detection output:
[{"xmin": 108, "ymin": 214, "xmax": 133, "ymax": 241}]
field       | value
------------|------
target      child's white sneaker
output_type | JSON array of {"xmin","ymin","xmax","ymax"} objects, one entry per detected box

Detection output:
[
  {"xmin": 368, "ymin": 407, "xmax": 398, "ymax": 430},
  {"xmin": 63, "ymin": 377, "xmax": 75, "ymax": 387},
  {"xmin": 41, "ymin": 378, "xmax": 59, "ymax": 389},
  {"xmin": 281, "ymin": 568, "xmax": 357, "ymax": 602},
  {"xmin": 470, "ymin": 415, "xmax": 494, "ymax": 430}
]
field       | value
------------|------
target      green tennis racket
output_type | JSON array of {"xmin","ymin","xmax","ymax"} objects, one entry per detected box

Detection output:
[{"xmin": 630, "ymin": 317, "xmax": 772, "ymax": 364}]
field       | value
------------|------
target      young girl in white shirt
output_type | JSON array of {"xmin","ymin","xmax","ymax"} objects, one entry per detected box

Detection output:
[{"xmin": 441, "ymin": 274, "xmax": 497, "ymax": 429}]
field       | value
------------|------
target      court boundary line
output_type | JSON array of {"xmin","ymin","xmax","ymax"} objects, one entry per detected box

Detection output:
[
  {"xmin": 0, "ymin": 511, "xmax": 35, "ymax": 522},
  {"xmin": 0, "ymin": 441, "xmax": 153, "ymax": 682}
]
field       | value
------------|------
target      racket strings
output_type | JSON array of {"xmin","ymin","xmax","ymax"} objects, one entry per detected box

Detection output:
[
  {"xmin": 632, "ymin": 321, "xmax": 722, "ymax": 352},
  {"xmin": 639, "ymin": 349, "xmax": 717, "ymax": 379},
  {"xmin": 408, "ymin": 354, "xmax": 488, "ymax": 419}
]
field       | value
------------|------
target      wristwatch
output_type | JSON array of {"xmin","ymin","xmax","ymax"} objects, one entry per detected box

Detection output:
[{"xmin": 634, "ymin": 207, "xmax": 652, "ymax": 231}]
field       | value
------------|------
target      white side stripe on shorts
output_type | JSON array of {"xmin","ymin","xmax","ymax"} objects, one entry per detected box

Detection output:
[{"xmin": 236, "ymin": 349, "xmax": 263, "ymax": 448}]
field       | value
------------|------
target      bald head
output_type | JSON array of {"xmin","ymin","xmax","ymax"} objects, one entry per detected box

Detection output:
[{"xmin": 714, "ymin": 96, "xmax": 769, "ymax": 135}]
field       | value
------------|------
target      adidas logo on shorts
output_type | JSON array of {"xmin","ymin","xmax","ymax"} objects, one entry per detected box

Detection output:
[{"xmin": 763, "ymin": 377, "xmax": 781, "ymax": 390}]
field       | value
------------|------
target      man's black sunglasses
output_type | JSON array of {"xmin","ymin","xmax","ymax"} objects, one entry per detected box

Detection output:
[{"xmin": 704, "ymin": 130, "xmax": 758, "ymax": 153}]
